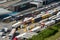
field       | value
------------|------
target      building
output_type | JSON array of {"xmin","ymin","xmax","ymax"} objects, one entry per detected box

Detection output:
[
  {"xmin": 7, "ymin": 0, "xmax": 34, "ymax": 12},
  {"xmin": 0, "ymin": 8, "xmax": 12, "ymax": 15},
  {"xmin": 0, "ymin": 8, "xmax": 12, "ymax": 19}
]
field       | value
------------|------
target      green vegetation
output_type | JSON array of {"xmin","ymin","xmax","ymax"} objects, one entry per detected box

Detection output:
[{"xmin": 28, "ymin": 22, "xmax": 60, "ymax": 40}]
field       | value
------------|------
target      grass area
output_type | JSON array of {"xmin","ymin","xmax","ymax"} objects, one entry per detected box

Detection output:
[
  {"xmin": 45, "ymin": 23, "xmax": 60, "ymax": 40},
  {"xmin": 45, "ymin": 29, "xmax": 60, "ymax": 40},
  {"xmin": 28, "ymin": 22, "xmax": 60, "ymax": 40}
]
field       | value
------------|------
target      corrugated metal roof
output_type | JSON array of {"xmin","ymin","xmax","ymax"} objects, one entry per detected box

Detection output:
[
  {"xmin": 0, "ymin": 8, "xmax": 12, "ymax": 15},
  {"xmin": 11, "ymin": 0, "xmax": 32, "ymax": 6}
]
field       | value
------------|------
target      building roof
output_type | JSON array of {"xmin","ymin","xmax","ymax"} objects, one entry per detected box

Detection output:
[
  {"xmin": 11, "ymin": 0, "xmax": 32, "ymax": 6},
  {"xmin": 0, "ymin": 8, "xmax": 12, "ymax": 15}
]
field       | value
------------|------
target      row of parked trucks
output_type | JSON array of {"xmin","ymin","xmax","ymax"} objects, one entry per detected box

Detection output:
[
  {"xmin": 11, "ymin": 6, "xmax": 60, "ymax": 27},
  {"xmin": 11, "ymin": 11, "xmax": 60, "ymax": 40},
  {"xmin": 7, "ymin": 6, "xmax": 60, "ymax": 40}
]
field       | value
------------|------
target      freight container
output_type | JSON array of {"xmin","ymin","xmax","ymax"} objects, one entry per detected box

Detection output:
[
  {"xmin": 47, "ymin": 10, "xmax": 58, "ymax": 16},
  {"xmin": 45, "ymin": 20, "xmax": 55, "ymax": 26},
  {"xmin": 56, "ymin": 7, "xmax": 60, "ymax": 11},
  {"xmin": 23, "ymin": 17, "xmax": 33, "ymax": 24},
  {"xmin": 34, "ymin": 14, "xmax": 42, "ymax": 22},
  {"xmin": 16, "ymin": 15, "xmax": 24, "ymax": 20},
  {"xmin": 16, "ymin": 32, "xmax": 37, "ymax": 40},
  {"xmin": 48, "ymin": 15, "xmax": 57, "ymax": 20},
  {"xmin": 12, "ymin": 22, "xmax": 22, "ymax": 28},
  {"xmin": 9, "ymin": 28, "xmax": 16, "ymax": 39},
  {"xmin": 2, "ymin": 16, "xmax": 12, "ymax": 20},
  {"xmin": 50, "ymin": 16, "xmax": 57, "ymax": 20},
  {"xmin": 39, "ymin": 18, "xmax": 48, "ymax": 23},
  {"xmin": 9, "ymin": 28, "xmax": 16, "ymax": 36},
  {"xmin": 34, "ymin": 17, "xmax": 42, "ymax": 23},
  {"xmin": 57, "ymin": 12, "xmax": 60, "ymax": 18},
  {"xmin": 30, "ymin": 26, "xmax": 41, "ymax": 32},
  {"xmin": 55, "ymin": 18, "xmax": 60, "ymax": 23},
  {"xmin": 2, "ymin": 16, "xmax": 12, "ymax": 23},
  {"xmin": 42, "ymin": 13, "xmax": 51, "ymax": 19}
]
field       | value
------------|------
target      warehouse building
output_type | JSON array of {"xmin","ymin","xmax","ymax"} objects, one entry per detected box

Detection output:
[
  {"xmin": 7, "ymin": 0, "xmax": 36, "ymax": 12},
  {"xmin": 0, "ymin": 8, "xmax": 12, "ymax": 19}
]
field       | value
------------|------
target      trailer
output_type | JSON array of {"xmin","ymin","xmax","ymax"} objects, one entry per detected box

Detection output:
[
  {"xmin": 45, "ymin": 20, "xmax": 55, "ymax": 26},
  {"xmin": 16, "ymin": 32, "xmax": 37, "ymax": 40},
  {"xmin": 30, "ymin": 26, "xmax": 41, "ymax": 32},
  {"xmin": 57, "ymin": 12, "xmax": 60, "ymax": 18},
  {"xmin": 12, "ymin": 22, "xmax": 22, "ymax": 28},
  {"xmin": 9, "ymin": 28, "xmax": 16, "ymax": 39}
]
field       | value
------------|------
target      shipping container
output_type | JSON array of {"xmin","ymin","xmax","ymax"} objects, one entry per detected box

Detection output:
[
  {"xmin": 42, "ymin": 13, "xmax": 51, "ymax": 19},
  {"xmin": 23, "ymin": 17, "xmax": 33, "ymax": 24},
  {"xmin": 2, "ymin": 16, "xmax": 12, "ymax": 23},
  {"xmin": 30, "ymin": 26, "xmax": 41, "ymax": 32},
  {"xmin": 34, "ymin": 14, "xmax": 43, "ymax": 22},
  {"xmin": 39, "ymin": 18, "xmax": 48, "ymax": 23},
  {"xmin": 15, "ymin": 15, "xmax": 24, "ymax": 20},
  {"xmin": 45, "ymin": 20, "xmax": 55, "ymax": 26},
  {"xmin": 9, "ymin": 28, "xmax": 16, "ymax": 39},
  {"xmin": 34, "ymin": 17, "xmax": 42, "ymax": 23},
  {"xmin": 12, "ymin": 22, "xmax": 22, "ymax": 28},
  {"xmin": 48, "ymin": 15, "xmax": 57, "ymax": 20},
  {"xmin": 47, "ymin": 10, "xmax": 58, "ymax": 16},
  {"xmin": 55, "ymin": 18, "xmax": 60, "ymax": 23},
  {"xmin": 57, "ymin": 12, "xmax": 60, "ymax": 18}
]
